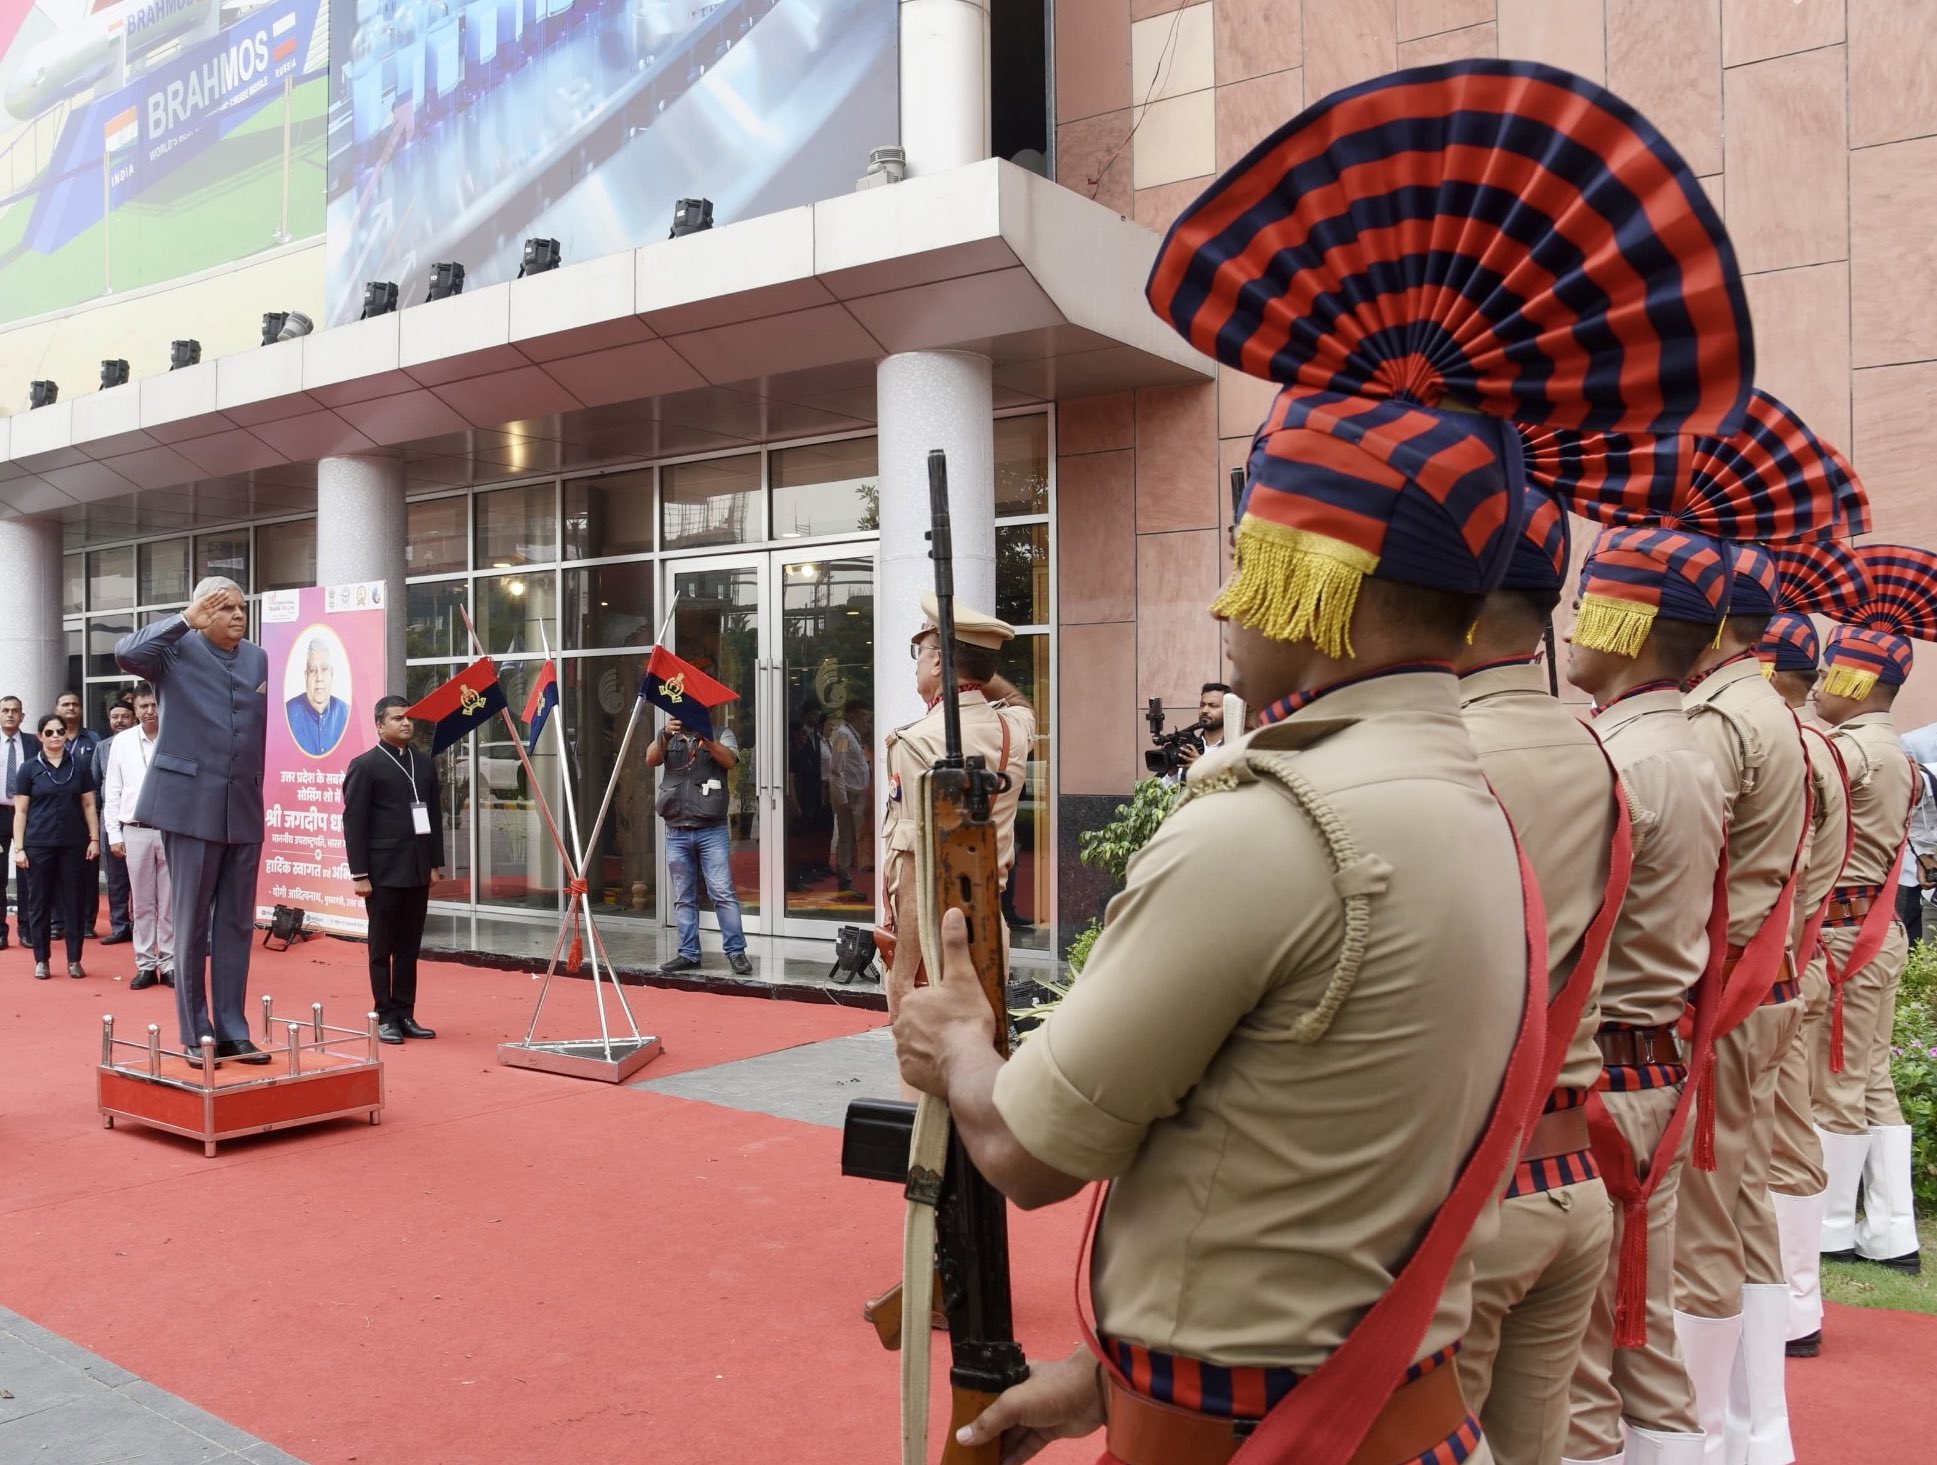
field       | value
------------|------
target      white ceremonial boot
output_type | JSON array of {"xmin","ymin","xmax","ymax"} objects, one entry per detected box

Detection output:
[
  {"xmin": 1854, "ymin": 1124, "xmax": 1922, "ymax": 1270},
  {"xmin": 1816, "ymin": 1126, "xmax": 1870, "ymax": 1259},
  {"xmin": 1770, "ymin": 1188, "xmax": 1828, "ymax": 1354},
  {"xmin": 1627, "ymin": 1425, "xmax": 1709, "ymax": 1465},
  {"xmin": 1726, "ymin": 1284, "xmax": 1795, "ymax": 1465},
  {"xmin": 1674, "ymin": 1308, "xmax": 1743, "ymax": 1465}
]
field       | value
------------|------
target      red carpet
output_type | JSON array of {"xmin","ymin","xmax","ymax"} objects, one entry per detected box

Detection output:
[{"xmin": 0, "ymin": 921, "xmax": 1921, "ymax": 1463}]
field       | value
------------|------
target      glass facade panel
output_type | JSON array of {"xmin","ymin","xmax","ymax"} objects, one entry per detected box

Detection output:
[
  {"xmin": 87, "ymin": 547, "xmax": 135, "ymax": 611},
  {"xmin": 771, "ymin": 437, "xmax": 878, "ymax": 540},
  {"xmin": 476, "ymin": 659, "xmax": 561, "ymax": 911},
  {"xmin": 65, "ymin": 627, "xmax": 82, "ymax": 702},
  {"xmin": 407, "ymin": 582, "xmax": 471, "ymax": 661},
  {"xmin": 195, "ymin": 531, "xmax": 250, "ymax": 591},
  {"xmin": 994, "ymin": 413, "xmax": 1051, "ymax": 517},
  {"xmin": 662, "ymin": 455, "xmax": 760, "ymax": 550},
  {"xmin": 667, "ymin": 563, "xmax": 761, "ymax": 918},
  {"xmin": 563, "ymin": 653, "xmax": 656, "ymax": 917},
  {"xmin": 565, "ymin": 470, "xmax": 654, "ymax": 560},
  {"xmin": 62, "ymin": 555, "xmax": 82, "ymax": 614},
  {"xmin": 406, "ymin": 497, "xmax": 469, "ymax": 576},
  {"xmin": 87, "ymin": 613, "xmax": 135, "ymax": 678},
  {"xmin": 563, "ymin": 561, "xmax": 655, "ymax": 652},
  {"xmin": 256, "ymin": 519, "xmax": 316, "ymax": 593},
  {"xmin": 474, "ymin": 570, "xmax": 558, "ymax": 656},
  {"xmin": 476, "ymin": 483, "xmax": 556, "ymax": 568},
  {"xmin": 1003, "ymin": 631, "xmax": 1051, "ymax": 949},
  {"xmin": 139, "ymin": 538, "xmax": 191, "ymax": 606},
  {"xmin": 995, "ymin": 523, "xmax": 1049, "ymax": 629}
]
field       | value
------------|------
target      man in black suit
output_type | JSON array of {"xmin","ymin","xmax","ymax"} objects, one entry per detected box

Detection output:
[
  {"xmin": 343, "ymin": 695, "xmax": 443, "ymax": 1045},
  {"xmin": 0, "ymin": 695, "xmax": 31, "ymax": 949}
]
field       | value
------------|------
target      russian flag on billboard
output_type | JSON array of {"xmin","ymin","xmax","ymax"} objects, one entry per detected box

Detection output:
[
  {"xmin": 408, "ymin": 656, "xmax": 508, "ymax": 755},
  {"xmin": 639, "ymin": 646, "xmax": 736, "ymax": 741},
  {"xmin": 272, "ymin": 10, "xmax": 298, "ymax": 60},
  {"xmin": 522, "ymin": 660, "xmax": 559, "ymax": 746},
  {"xmin": 103, "ymin": 107, "xmax": 138, "ymax": 153}
]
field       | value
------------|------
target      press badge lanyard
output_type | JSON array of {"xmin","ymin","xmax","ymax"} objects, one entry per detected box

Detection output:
[{"xmin": 384, "ymin": 745, "xmax": 432, "ymax": 835}]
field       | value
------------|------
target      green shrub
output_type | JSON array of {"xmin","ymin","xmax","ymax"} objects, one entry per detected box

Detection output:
[
  {"xmin": 1076, "ymin": 778, "xmax": 1182, "ymax": 885},
  {"xmin": 1894, "ymin": 942, "xmax": 1937, "ymax": 1213}
]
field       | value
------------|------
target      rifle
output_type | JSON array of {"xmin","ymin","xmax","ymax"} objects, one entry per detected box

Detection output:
[{"xmin": 840, "ymin": 448, "xmax": 1029, "ymax": 1464}]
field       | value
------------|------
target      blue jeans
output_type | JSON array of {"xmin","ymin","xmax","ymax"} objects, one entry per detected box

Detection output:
[{"xmin": 666, "ymin": 823, "xmax": 745, "ymax": 959}]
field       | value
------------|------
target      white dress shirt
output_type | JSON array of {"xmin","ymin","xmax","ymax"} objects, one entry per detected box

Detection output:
[
  {"xmin": 101, "ymin": 724, "xmax": 159, "ymax": 847},
  {"xmin": 0, "ymin": 729, "xmax": 31, "ymax": 800}
]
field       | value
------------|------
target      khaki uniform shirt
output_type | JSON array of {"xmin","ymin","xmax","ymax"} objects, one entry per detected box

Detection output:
[
  {"xmin": 994, "ymin": 670, "xmax": 1523, "ymax": 1369},
  {"xmin": 1593, "ymin": 687, "xmax": 1727, "ymax": 1028},
  {"xmin": 1460, "ymin": 661, "xmax": 1618, "ymax": 1093},
  {"xmin": 1684, "ymin": 656, "xmax": 1810, "ymax": 952},
  {"xmin": 881, "ymin": 688, "xmax": 1034, "ymax": 898},
  {"xmin": 1793, "ymin": 724, "xmax": 1852, "ymax": 953},
  {"xmin": 1827, "ymin": 713, "xmax": 1914, "ymax": 889}
]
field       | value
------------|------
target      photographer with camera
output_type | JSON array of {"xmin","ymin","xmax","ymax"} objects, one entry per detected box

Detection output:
[{"xmin": 1150, "ymin": 681, "xmax": 1231, "ymax": 783}]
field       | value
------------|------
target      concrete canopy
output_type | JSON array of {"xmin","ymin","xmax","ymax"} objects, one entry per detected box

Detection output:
[{"xmin": 0, "ymin": 161, "xmax": 1213, "ymax": 544}]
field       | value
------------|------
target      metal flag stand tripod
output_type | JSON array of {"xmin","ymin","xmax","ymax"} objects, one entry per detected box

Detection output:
[{"xmin": 454, "ymin": 608, "xmax": 661, "ymax": 1083}]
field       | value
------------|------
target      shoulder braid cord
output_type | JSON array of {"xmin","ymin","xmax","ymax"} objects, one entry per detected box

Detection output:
[{"xmin": 1185, "ymin": 750, "xmax": 1389, "ymax": 1043}]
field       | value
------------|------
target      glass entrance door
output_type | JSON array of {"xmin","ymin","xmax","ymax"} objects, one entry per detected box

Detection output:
[{"xmin": 664, "ymin": 545, "xmax": 876, "ymax": 941}]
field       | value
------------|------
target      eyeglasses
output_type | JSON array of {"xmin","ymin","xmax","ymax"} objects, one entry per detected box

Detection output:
[
  {"xmin": 909, "ymin": 639, "xmax": 938, "ymax": 661},
  {"xmin": 39, "ymin": 728, "xmax": 64, "ymax": 739}
]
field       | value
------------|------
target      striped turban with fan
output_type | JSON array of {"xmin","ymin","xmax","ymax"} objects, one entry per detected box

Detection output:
[
  {"xmin": 1755, "ymin": 538, "xmax": 1871, "ymax": 676},
  {"xmin": 1821, "ymin": 545, "xmax": 1937, "ymax": 701}
]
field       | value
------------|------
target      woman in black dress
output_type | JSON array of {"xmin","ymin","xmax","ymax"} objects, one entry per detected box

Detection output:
[{"xmin": 11, "ymin": 713, "xmax": 99, "ymax": 979}]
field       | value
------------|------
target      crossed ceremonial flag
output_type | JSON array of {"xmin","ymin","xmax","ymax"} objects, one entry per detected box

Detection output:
[
  {"xmin": 639, "ymin": 645, "xmax": 736, "ymax": 740},
  {"xmin": 408, "ymin": 656, "xmax": 508, "ymax": 755},
  {"xmin": 522, "ymin": 660, "xmax": 560, "ymax": 746}
]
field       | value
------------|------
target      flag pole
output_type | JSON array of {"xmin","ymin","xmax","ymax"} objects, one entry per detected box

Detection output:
[
  {"xmin": 454, "ymin": 605, "xmax": 575, "ymax": 876},
  {"xmin": 538, "ymin": 625, "xmax": 587, "ymax": 867},
  {"xmin": 576, "ymin": 601, "xmax": 679, "ymax": 870}
]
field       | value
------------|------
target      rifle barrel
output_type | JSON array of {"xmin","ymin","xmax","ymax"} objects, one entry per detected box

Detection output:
[{"xmin": 926, "ymin": 449, "xmax": 966, "ymax": 767}]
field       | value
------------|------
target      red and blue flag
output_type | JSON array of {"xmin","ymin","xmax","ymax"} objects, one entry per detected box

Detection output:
[
  {"xmin": 522, "ymin": 660, "xmax": 560, "ymax": 746},
  {"xmin": 639, "ymin": 646, "xmax": 737, "ymax": 741},
  {"xmin": 408, "ymin": 657, "xmax": 508, "ymax": 755}
]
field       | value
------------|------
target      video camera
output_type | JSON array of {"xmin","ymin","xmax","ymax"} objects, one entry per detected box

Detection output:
[{"xmin": 1144, "ymin": 696, "xmax": 1208, "ymax": 777}]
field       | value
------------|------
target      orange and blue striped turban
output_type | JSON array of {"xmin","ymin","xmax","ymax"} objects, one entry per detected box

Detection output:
[
  {"xmin": 1821, "ymin": 544, "xmax": 1937, "ymax": 699},
  {"xmin": 1566, "ymin": 391, "xmax": 1861, "ymax": 655},
  {"xmin": 1753, "ymin": 539, "xmax": 1870, "ymax": 674},
  {"xmin": 1146, "ymin": 58, "xmax": 1753, "ymax": 655}
]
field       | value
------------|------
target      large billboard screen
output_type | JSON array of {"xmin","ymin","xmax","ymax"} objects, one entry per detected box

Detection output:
[
  {"xmin": 0, "ymin": 0, "xmax": 329, "ymax": 327},
  {"xmin": 322, "ymin": 0, "xmax": 896, "ymax": 325}
]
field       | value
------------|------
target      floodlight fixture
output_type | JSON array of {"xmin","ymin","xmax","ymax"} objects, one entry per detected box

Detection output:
[
  {"xmin": 360, "ymin": 281, "xmax": 400, "ymax": 319},
  {"xmin": 262, "ymin": 311, "xmax": 313, "ymax": 345},
  {"xmin": 28, "ymin": 380, "xmax": 58, "ymax": 409},
  {"xmin": 518, "ymin": 237, "xmax": 562, "ymax": 276},
  {"xmin": 169, "ymin": 340, "xmax": 201, "ymax": 370},
  {"xmin": 100, "ymin": 360, "xmax": 130, "ymax": 389},
  {"xmin": 427, "ymin": 261, "xmax": 466, "ymax": 301},
  {"xmin": 669, "ymin": 198, "xmax": 713, "ymax": 237}
]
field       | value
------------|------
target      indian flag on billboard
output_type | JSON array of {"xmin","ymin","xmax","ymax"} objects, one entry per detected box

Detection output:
[{"xmin": 103, "ymin": 106, "xmax": 139, "ymax": 153}]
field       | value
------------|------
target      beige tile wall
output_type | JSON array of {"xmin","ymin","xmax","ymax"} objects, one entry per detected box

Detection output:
[{"xmin": 1056, "ymin": 0, "xmax": 1937, "ymax": 769}]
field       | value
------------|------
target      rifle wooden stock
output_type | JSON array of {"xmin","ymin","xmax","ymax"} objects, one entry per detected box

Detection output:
[{"xmin": 941, "ymin": 1388, "xmax": 1005, "ymax": 1465}]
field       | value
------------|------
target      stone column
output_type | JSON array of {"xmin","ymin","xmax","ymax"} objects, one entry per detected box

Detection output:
[
  {"xmin": 315, "ymin": 454, "xmax": 407, "ymax": 689},
  {"xmin": 0, "ymin": 516, "xmax": 66, "ymax": 718},
  {"xmin": 898, "ymin": 0, "xmax": 990, "ymax": 176}
]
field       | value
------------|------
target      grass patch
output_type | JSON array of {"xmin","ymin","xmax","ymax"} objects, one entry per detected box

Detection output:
[{"xmin": 1823, "ymin": 1220, "xmax": 1936, "ymax": 1316}]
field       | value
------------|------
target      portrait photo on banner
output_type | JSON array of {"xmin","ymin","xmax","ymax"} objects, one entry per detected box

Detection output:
[{"xmin": 284, "ymin": 624, "xmax": 353, "ymax": 759}]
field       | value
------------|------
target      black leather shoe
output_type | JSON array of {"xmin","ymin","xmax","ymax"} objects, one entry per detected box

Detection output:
[
  {"xmin": 397, "ymin": 1017, "xmax": 437, "ymax": 1039},
  {"xmin": 100, "ymin": 930, "xmax": 132, "ymax": 945},
  {"xmin": 67, "ymin": 963, "xmax": 86, "ymax": 979},
  {"xmin": 1787, "ymin": 1330, "xmax": 1822, "ymax": 1358},
  {"xmin": 130, "ymin": 970, "xmax": 159, "ymax": 990},
  {"xmin": 376, "ymin": 1021, "xmax": 405, "ymax": 1045},
  {"xmin": 216, "ymin": 1039, "xmax": 272, "ymax": 1065},
  {"xmin": 1820, "ymin": 1247, "xmax": 1859, "ymax": 1263},
  {"xmin": 1862, "ymin": 1250, "xmax": 1923, "ymax": 1274},
  {"xmin": 182, "ymin": 1048, "xmax": 219, "ymax": 1068},
  {"xmin": 659, "ymin": 955, "xmax": 701, "ymax": 974},
  {"xmin": 727, "ymin": 953, "xmax": 753, "ymax": 976},
  {"xmin": 33, "ymin": 962, "xmax": 49, "ymax": 979},
  {"xmin": 159, "ymin": 970, "xmax": 175, "ymax": 987}
]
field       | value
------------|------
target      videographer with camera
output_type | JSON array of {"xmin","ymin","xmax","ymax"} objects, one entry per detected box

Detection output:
[{"xmin": 1151, "ymin": 681, "xmax": 1232, "ymax": 783}]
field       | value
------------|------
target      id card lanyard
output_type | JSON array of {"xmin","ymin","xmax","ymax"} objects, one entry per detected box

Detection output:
[{"xmin": 385, "ymin": 745, "xmax": 432, "ymax": 835}]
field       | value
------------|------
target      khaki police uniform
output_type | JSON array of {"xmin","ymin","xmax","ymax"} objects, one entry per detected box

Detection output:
[
  {"xmin": 1770, "ymin": 723, "xmax": 1847, "ymax": 1199},
  {"xmin": 1676, "ymin": 658, "xmax": 1811, "ymax": 1312},
  {"xmin": 1456, "ymin": 662, "xmax": 1618, "ymax": 1465},
  {"xmin": 880, "ymin": 598, "xmax": 1034, "ymax": 1016},
  {"xmin": 1569, "ymin": 688, "xmax": 1727, "ymax": 1460},
  {"xmin": 1814, "ymin": 714, "xmax": 1914, "ymax": 1134},
  {"xmin": 995, "ymin": 672, "xmax": 1521, "ymax": 1405}
]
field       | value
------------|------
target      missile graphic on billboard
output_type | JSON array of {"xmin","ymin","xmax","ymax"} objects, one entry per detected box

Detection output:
[{"xmin": 5, "ymin": 0, "xmax": 222, "ymax": 121}]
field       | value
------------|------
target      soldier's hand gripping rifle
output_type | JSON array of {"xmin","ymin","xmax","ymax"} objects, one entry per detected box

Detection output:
[{"xmin": 839, "ymin": 449, "xmax": 1030, "ymax": 1464}]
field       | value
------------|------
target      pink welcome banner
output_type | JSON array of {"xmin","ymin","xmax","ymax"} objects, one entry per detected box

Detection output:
[{"xmin": 255, "ymin": 582, "xmax": 389, "ymax": 936}]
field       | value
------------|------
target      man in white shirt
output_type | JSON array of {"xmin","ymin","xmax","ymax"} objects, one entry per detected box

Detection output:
[
  {"xmin": 101, "ymin": 683, "xmax": 173, "ymax": 990},
  {"xmin": 828, "ymin": 700, "xmax": 872, "ymax": 896},
  {"xmin": 1898, "ymin": 722, "xmax": 1937, "ymax": 945},
  {"xmin": 0, "ymin": 695, "xmax": 31, "ymax": 950}
]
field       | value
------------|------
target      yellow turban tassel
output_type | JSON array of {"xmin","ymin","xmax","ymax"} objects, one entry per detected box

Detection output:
[
  {"xmin": 1571, "ymin": 594, "xmax": 1657, "ymax": 659},
  {"xmin": 1820, "ymin": 664, "xmax": 1879, "ymax": 700},
  {"xmin": 1210, "ymin": 517, "xmax": 1377, "ymax": 660}
]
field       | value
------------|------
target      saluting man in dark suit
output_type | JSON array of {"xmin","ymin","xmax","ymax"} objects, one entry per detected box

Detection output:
[{"xmin": 343, "ymin": 695, "xmax": 443, "ymax": 1045}]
